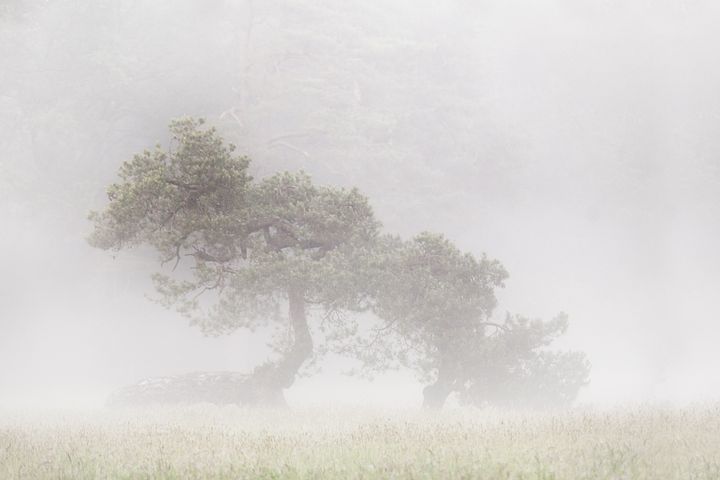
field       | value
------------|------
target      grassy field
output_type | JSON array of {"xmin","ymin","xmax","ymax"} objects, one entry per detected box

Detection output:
[{"xmin": 2, "ymin": 405, "xmax": 720, "ymax": 479}]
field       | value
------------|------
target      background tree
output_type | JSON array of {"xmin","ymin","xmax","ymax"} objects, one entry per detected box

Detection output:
[
  {"xmin": 460, "ymin": 313, "xmax": 590, "ymax": 409},
  {"xmin": 336, "ymin": 232, "xmax": 587, "ymax": 409},
  {"xmin": 90, "ymin": 118, "xmax": 379, "ymax": 405},
  {"xmin": 328, "ymin": 233, "xmax": 508, "ymax": 409}
]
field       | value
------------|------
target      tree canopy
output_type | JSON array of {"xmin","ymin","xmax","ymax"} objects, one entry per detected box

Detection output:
[
  {"xmin": 90, "ymin": 118, "xmax": 380, "ymax": 403},
  {"xmin": 90, "ymin": 118, "xmax": 588, "ymax": 409},
  {"xmin": 333, "ymin": 232, "xmax": 587, "ymax": 409},
  {"xmin": 459, "ymin": 313, "xmax": 590, "ymax": 409}
]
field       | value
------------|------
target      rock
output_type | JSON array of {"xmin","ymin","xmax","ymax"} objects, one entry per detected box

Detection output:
[{"xmin": 106, "ymin": 371, "xmax": 286, "ymax": 407}]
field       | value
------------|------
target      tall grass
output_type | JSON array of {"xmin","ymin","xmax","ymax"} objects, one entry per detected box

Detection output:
[{"xmin": 2, "ymin": 405, "xmax": 720, "ymax": 479}]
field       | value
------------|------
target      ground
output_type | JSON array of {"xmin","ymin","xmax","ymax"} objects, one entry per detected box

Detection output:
[{"xmin": 2, "ymin": 405, "xmax": 720, "ymax": 479}]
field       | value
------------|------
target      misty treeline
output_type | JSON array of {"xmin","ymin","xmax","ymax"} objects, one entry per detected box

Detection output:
[
  {"xmin": 90, "ymin": 119, "xmax": 589, "ymax": 409},
  {"xmin": 2, "ymin": 0, "xmax": 515, "ymax": 224}
]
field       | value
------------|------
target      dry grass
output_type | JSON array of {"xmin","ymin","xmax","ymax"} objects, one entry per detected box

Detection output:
[{"xmin": 2, "ymin": 405, "xmax": 720, "ymax": 479}]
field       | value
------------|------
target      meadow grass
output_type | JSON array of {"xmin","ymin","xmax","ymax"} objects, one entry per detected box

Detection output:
[{"xmin": 1, "ymin": 405, "xmax": 720, "ymax": 479}]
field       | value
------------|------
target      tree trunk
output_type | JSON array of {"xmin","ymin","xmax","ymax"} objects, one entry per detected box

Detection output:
[
  {"xmin": 271, "ymin": 287, "xmax": 313, "ymax": 388},
  {"xmin": 422, "ymin": 379, "xmax": 454, "ymax": 410},
  {"xmin": 105, "ymin": 288, "xmax": 314, "ymax": 408},
  {"xmin": 422, "ymin": 359, "xmax": 455, "ymax": 410},
  {"xmin": 247, "ymin": 286, "xmax": 313, "ymax": 404}
]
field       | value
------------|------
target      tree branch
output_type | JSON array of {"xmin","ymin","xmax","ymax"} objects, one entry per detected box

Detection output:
[{"xmin": 479, "ymin": 322, "xmax": 509, "ymax": 332}]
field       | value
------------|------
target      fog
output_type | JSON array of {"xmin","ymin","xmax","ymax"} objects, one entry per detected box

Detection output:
[{"xmin": 2, "ymin": 0, "xmax": 720, "ymax": 409}]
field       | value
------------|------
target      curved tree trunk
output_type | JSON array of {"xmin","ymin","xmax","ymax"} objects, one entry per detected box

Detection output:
[
  {"xmin": 106, "ymin": 287, "xmax": 314, "ymax": 408},
  {"xmin": 251, "ymin": 287, "xmax": 313, "ymax": 393}
]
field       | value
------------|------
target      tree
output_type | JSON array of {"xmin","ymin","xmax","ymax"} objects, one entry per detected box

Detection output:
[
  {"xmin": 338, "ymin": 232, "xmax": 588, "ymax": 409},
  {"xmin": 89, "ymin": 118, "xmax": 379, "ymax": 405},
  {"xmin": 329, "ymin": 232, "xmax": 508, "ymax": 408},
  {"xmin": 459, "ymin": 313, "xmax": 590, "ymax": 409}
]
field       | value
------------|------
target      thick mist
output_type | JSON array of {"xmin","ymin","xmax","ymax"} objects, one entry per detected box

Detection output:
[{"xmin": 3, "ymin": 0, "xmax": 720, "ymax": 409}]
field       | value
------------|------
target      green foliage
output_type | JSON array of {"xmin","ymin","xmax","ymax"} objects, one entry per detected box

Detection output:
[
  {"xmin": 334, "ymin": 233, "xmax": 588, "ymax": 408},
  {"xmin": 331, "ymin": 232, "xmax": 508, "ymax": 382},
  {"xmin": 89, "ymin": 118, "xmax": 251, "ymax": 254},
  {"xmin": 461, "ymin": 313, "xmax": 591, "ymax": 408},
  {"xmin": 89, "ymin": 118, "xmax": 379, "ymax": 348},
  {"xmin": 89, "ymin": 118, "xmax": 587, "ymax": 406}
]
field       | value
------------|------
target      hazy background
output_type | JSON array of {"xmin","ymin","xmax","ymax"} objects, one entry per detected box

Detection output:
[{"xmin": 2, "ymin": 0, "xmax": 720, "ymax": 408}]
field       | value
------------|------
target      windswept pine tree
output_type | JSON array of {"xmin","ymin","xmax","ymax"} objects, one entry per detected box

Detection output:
[
  {"xmin": 90, "ymin": 118, "xmax": 380, "ymax": 406},
  {"xmin": 334, "ymin": 232, "xmax": 588, "ymax": 409}
]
